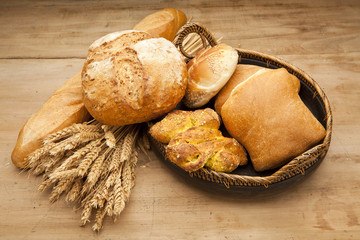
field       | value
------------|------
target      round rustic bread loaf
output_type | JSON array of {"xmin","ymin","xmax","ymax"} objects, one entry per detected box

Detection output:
[{"xmin": 82, "ymin": 30, "xmax": 188, "ymax": 126}]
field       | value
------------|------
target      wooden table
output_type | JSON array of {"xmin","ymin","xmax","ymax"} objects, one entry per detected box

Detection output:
[{"xmin": 1, "ymin": 0, "xmax": 359, "ymax": 239}]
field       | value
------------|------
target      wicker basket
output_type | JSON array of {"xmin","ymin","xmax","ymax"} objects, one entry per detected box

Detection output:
[{"xmin": 151, "ymin": 23, "xmax": 333, "ymax": 192}]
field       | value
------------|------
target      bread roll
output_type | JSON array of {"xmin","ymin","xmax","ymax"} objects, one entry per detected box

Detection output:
[
  {"xmin": 11, "ymin": 72, "xmax": 90, "ymax": 168},
  {"xmin": 149, "ymin": 108, "xmax": 220, "ymax": 144},
  {"xmin": 132, "ymin": 8, "xmax": 187, "ymax": 41},
  {"xmin": 221, "ymin": 67, "xmax": 326, "ymax": 172},
  {"xmin": 166, "ymin": 127, "xmax": 248, "ymax": 173},
  {"xmin": 184, "ymin": 44, "xmax": 238, "ymax": 108},
  {"xmin": 82, "ymin": 30, "xmax": 188, "ymax": 126}
]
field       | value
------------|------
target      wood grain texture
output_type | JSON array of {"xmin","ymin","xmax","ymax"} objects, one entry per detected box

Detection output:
[{"xmin": 0, "ymin": 0, "xmax": 359, "ymax": 239}]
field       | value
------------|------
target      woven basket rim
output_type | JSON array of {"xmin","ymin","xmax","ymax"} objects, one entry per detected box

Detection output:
[{"xmin": 166, "ymin": 23, "xmax": 333, "ymax": 189}]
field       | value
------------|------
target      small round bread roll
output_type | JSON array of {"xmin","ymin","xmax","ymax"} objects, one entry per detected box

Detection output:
[
  {"xmin": 82, "ymin": 30, "xmax": 188, "ymax": 126},
  {"xmin": 183, "ymin": 43, "xmax": 238, "ymax": 108}
]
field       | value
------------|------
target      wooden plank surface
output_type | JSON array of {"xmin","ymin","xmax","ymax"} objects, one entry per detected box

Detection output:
[{"xmin": 1, "ymin": 0, "xmax": 359, "ymax": 239}]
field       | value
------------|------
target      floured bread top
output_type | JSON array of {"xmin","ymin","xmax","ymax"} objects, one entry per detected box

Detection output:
[
  {"xmin": 130, "ymin": 38, "xmax": 187, "ymax": 108},
  {"xmin": 89, "ymin": 30, "xmax": 139, "ymax": 50},
  {"xmin": 131, "ymin": 38, "xmax": 185, "ymax": 86},
  {"xmin": 81, "ymin": 30, "xmax": 187, "ymax": 126}
]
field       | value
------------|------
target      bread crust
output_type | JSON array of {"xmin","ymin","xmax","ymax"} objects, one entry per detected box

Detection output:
[
  {"xmin": 11, "ymin": 72, "xmax": 90, "ymax": 168},
  {"xmin": 82, "ymin": 31, "xmax": 188, "ymax": 126},
  {"xmin": 184, "ymin": 44, "xmax": 238, "ymax": 108},
  {"xmin": 133, "ymin": 8, "xmax": 187, "ymax": 41},
  {"xmin": 214, "ymin": 64, "xmax": 263, "ymax": 114},
  {"xmin": 221, "ymin": 67, "xmax": 326, "ymax": 172},
  {"xmin": 166, "ymin": 127, "xmax": 247, "ymax": 173},
  {"xmin": 149, "ymin": 108, "xmax": 221, "ymax": 144}
]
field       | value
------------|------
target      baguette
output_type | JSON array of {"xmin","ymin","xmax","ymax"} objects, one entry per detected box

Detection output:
[
  {"xmin": 11, "ymin": 72, "xmax": 90, "ymax": 168},
  {"xmin": 132, "ymin": 8, "xmax": 187, "ymax": 41}
]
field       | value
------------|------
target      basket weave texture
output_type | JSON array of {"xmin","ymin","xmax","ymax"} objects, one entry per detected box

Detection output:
[{"xmin": 154, "ymin": 23, "xmax": 333, "ymax": 188}]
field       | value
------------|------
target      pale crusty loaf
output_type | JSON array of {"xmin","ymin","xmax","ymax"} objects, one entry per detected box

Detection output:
[
  {"xmin": 82, "ymin": 30, "xmax": 188, "ymax": 126},
  {"xmin": 133, "ymin": 8, "xmax": 187, "ymax": 41},
  {"xmin": 149, "ymin": 108, "xmax": 221, "ymax": 144},
  {"xmin": 166, "ymin": 126, "xmax": 248, "ymax": 173},
  {"xmin": 184, "ymin": 44, "xmax": 238, "ymax": 108},
  {"xmin": 11, "ymin": 72, "xmax": 90, "ymax": 168},
  {"xmin": 221, "ymin": 67, "xmax": 326, "ymax": 172}
]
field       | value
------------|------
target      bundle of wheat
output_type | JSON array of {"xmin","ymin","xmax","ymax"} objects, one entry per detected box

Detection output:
[{"xmin": 24, "ymin": 120, "xmax": 149, "ymax": 231}]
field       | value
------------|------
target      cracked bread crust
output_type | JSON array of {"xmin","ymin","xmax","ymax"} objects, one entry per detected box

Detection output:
[{"xmin": 82, "ymin": 30, "xmax": 188, "ymax": 126}]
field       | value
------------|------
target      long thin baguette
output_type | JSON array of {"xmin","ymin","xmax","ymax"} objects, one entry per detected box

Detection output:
[{"xmin": 11, "ymin": 72, "xmax": 90, "ymax": 168}]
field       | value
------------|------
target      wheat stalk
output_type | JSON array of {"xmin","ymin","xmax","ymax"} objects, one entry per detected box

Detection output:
[
  {"xmin": 77, "ymin": 145, "xmax": 102, "ymax": 177},
  {"xmin": 92, "ymin": 208, "xmax": 106, "ymax": 232},
  {"xmin": 80, "ymin": 201, "xmax": 93, "ymax": 226},
  {"xmin": 65, "ymin": 178, "xmax": 82, "ymax": 202},
  {"xmin": 49, "ymin": 176, "xmax": 75, "ymax": 203},
  {"xmin": 105, "ymin": 188, "xmax": 115, "ymax": 217},
  {"xmin": 102, "ymin": 125, "xmax": 117, "ymax": 148}
]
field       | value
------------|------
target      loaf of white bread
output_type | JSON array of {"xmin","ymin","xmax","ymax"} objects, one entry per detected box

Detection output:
[
  {"xmin": 184, "ymin": 44, "xmax": 238, "ymax": 108},
  {"xmin": 216, "ymin": 65, "xmax": 326, "ymax": 172}
]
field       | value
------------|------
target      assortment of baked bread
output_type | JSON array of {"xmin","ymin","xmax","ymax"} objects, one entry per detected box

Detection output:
[
  {"xmin": 148, "ymin": 41, "xmax": 326, "ymax": 172},
  {"xmin": 11, "ymin": 8, "xmax": 187, "ymax": 168},
  {"xmin": 12, "ymin": 8, "xmax": 326, "ymax": 174}
]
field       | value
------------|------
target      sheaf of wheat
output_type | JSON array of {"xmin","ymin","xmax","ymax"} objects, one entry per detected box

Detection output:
[{"xmin": 24, "ymin": 120, "xmax": 148, "ymax": 232}]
